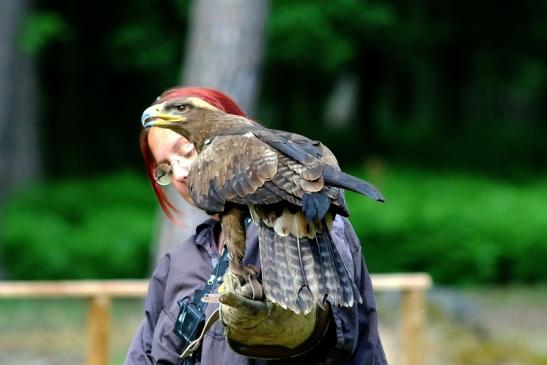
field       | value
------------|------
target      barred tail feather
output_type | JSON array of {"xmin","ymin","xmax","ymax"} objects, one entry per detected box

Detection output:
[
  {"xmin": 322, "ymin": 229, "xmax": 362, "ymax": 306},
  {"xmin": 284, "ymin": 234, "xmax": 314, "ymax": 313},
  {"xmin": 309, "ymin": 235, "xmax": 328, "ymax": 298},
  {"xmin": 258, "ymin": 218, "xmax": 360, "ymax": 314},
  {"xmin": 314, "ymin": 234, "xmax": 341, "ymax": 305},
  {"xmin": 257, "ymin": 226, "xmax": 279, "ymax": 299},
  {"xmin": 259, "ymin": 223, "xmax": 314, "ymax": 313},
  {"xmin": 258, "ymin": 225, "xmax": 288, "ymax": 303}
]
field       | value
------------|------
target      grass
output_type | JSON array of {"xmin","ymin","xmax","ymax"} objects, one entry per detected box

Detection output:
[
  {"xmin": 0, "ymin": 298, "xmax": 143, "ymax": 365},
  {"xmin": 1, "ymin": 287, "xmax": 547, "ymax": 365}
]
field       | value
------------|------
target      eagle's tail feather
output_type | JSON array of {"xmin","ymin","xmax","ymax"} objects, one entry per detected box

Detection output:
[
  {"xmin": 310, "ymin": 234, "xmax": 328, "ymax": 307},
  {"xmin": 323, "ymin": 228, "xmax": 362, "ymax": 305},
  {"xmin": 257, "ymin": 223, "xmax": 281, "ymax": 300},
  {"xmin": 314, "ymin": 233, "xmax": 341, "ymax": 305},
  {"xmin": 258, "ymin": 218, "xmax": 358, "ymax": 314},
  {"xmin": 285, "ymin": 234, "xmax": 314, "ymax": 313},
  {"xmin": 259, "ymin": 223, "xmax": 316, "ymax": 313}
]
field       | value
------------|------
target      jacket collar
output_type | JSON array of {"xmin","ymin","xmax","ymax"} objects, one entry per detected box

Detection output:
[{"xmin": 195, "ymin": 218, "xmax": 221, "ymax": 252}]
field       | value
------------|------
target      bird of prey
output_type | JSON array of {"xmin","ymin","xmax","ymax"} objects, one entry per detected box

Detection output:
[{"xmin": 141, "ymin": 92, "xmax": 384, "ymax": 314}]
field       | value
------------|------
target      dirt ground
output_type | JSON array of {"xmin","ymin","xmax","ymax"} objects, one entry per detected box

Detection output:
[{"xmin": 1, "ymin": 287, "xmax": 546, "ymax": 365}]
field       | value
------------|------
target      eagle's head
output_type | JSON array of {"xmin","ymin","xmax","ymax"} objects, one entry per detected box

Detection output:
[
  {"xmin": 142, "ymin": 96, "xmax": 219, "ymax": 143},
  {"xmin": 141, "ymin": 87, "xmax": 246, "ymax": 150}
]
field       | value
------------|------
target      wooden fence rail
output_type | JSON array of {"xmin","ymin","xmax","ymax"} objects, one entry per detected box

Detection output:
[{"xmin": 0, "ymin": 273, "xmax": 431, "ymax": 365}]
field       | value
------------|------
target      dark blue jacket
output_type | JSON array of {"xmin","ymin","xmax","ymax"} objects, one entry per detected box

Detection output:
[{"xmin": 124, "ymin": 216, "xmax": 387, "ymax": 365}]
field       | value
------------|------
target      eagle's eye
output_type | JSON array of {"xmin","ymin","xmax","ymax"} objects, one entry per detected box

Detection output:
[{"xmin": 174, "ymin": 104, "xmax": 190, "ymax": 113}]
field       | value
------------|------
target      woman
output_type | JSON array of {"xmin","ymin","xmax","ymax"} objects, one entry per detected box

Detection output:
[{"xmin": 124, "ymin": 87, "xmax": 387, "ymax": 365}]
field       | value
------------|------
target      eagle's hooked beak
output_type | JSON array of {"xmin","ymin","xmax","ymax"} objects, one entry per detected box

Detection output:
[{"xmin": 141, "ymin": 103, "xmax": 185, "ymax": 128}]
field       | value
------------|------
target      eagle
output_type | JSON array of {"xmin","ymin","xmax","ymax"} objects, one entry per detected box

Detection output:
[{"xmin": 141, "ymin": 88, "xmax": 384, "ymax": 314}]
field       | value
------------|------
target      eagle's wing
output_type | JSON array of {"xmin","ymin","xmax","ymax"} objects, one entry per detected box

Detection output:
[
  {"xmin": 188, "ymin": 134, "xmax": 278, "ymax": 213},
  {"xmin": 253, "ymin": 129, "xmax": 319, "ymax": 165},
  {"xmin": 254, "ymin": 129, "xmax": 353, "ymax": 215},
  {"xmin": 256, "ymin": 129, "xmax": 383, "ymax": 203},
  {"xmin": 188, "ymin": 132, "xmax": 336, "ymax": 215}
]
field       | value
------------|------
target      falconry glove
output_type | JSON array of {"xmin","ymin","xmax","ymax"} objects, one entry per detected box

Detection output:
[{"xmin": 218, "ymin": 272, "xmax": 331, "ymax": 359}]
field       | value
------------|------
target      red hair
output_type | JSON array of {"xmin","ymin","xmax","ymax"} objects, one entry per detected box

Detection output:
[{"xmin": 140, "ymin": 87, "xmax": 246, "ymax": 221}]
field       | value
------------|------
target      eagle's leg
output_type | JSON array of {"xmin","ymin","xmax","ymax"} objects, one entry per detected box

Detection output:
[
  {"xmin": 221, "ymin": 207, "xmax": 247, "ymax": 277},
  {"xmin": 221, "ymin": 207, "xmax": 263, "ymax": 299}
]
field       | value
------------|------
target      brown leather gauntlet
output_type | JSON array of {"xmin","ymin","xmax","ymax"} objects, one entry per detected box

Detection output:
[{"xmin": 219, "ymin": 273, "xmax": 331, "ymax": 360}]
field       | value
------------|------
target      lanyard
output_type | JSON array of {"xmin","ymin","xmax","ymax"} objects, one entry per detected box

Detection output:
[{"xmin": 174, "ymin": 248, "xmax": 230, "ymax": 348}]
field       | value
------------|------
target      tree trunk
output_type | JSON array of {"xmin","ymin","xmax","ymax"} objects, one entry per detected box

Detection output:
[
  {"xmin": 325, "ymin": 73, "xmax": 359, "ymax": 129},
  {"xmin": 154, "ymin": 0, "xmax": 269, "ymax": 260},
  {"xmin": 0, "ymin": 0, "xmax": 41, "ymax": 278}
]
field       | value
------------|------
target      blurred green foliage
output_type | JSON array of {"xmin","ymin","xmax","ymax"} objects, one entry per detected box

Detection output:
[
  {"xmin": 348, "ymin": 166, "xmax": 547, "ymax": 284},
  {"xmin": 19, "ymin": 11, "xmax": 73, "ymax": 55},
  {"xmin": 2, "ymin": 169, "xmax": 546, "ymax": 284},
  {"xmin": 2, "ymin": 172, "xmax": 155, "ymax": 279},
  {"xmin": 267, "ymin": 0, "xmax": 396, "ymax": 73}
]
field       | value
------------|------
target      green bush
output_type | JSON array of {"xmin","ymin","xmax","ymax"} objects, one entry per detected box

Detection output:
[
  {"xmin": 2, "ymin": 171, "xmax": 157, "ymax": 279},
  {"xmin": 3, "ymin": 167, "xmax": 546, "ymax": 284},
  {"xmin": 346, "ymin": 166, "xmax": 547, "ymax": 284}
]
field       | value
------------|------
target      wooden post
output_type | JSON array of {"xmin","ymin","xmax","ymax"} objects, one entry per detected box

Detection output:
[
  {"xmin": 87, "ymin": 295, "xmax": 111, "ymax": 365},
  {"xmin": 400, "ymin": 288, "xmax": 426, "ymax": 365}
]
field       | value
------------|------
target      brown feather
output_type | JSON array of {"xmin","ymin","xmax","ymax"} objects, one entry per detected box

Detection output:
[
  {"xmin": 301, "ymin": 177, "xmax": 324, "ymax": 193},
  {"xmin": 188, "ymin": 135, "xmax": 278, "ymax": 212},
  {"xmin": 285, "ymin": 158, "xmax": 323, "ymax": 181}
]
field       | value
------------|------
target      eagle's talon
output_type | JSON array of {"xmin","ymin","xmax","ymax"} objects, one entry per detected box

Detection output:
[{"xmin": 228, "ymin": 264, "xmax": 264, "ymax": 301}]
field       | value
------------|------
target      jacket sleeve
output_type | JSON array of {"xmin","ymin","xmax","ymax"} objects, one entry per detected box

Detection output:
[
  {"xmin": 326, "ymin": 217, "xmax": 388, "ymax": 365},
  {"xmin": 124, "ymin": 254, "xmax": 171, "ymax": 365}
]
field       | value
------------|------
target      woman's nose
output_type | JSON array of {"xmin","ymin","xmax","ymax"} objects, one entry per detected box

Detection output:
[{"xmin": 171, "ymin": 162, "xmax": 189, "ymax": 181}]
